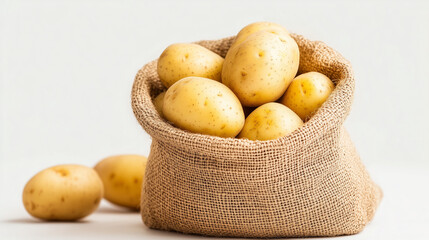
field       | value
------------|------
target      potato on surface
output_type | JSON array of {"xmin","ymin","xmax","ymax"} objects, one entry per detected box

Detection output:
[
  {"xmin": 238, "ymin": 102, "xmax": 303, "ymax": 141},
  {"xmin": 222, "ymin": 31, "xmax": 299, "ymax": 107},
  {"xmin": 157, "ymin": 43, "xmax": 224, "ymax": 88},
  {"xmin": 94, "ymin": 154, "xmax": 147, "ymax": 210},
  {"xmin": 163, "ymin": 77, "xmax": 245, "ymax": 138},
  {"xmin": 22, "ymin": 164, "xmax": 103, "ymax": 221},
  {"xmin": 280, "ymin": 72, "xmax": 335, "ymax": 121}
]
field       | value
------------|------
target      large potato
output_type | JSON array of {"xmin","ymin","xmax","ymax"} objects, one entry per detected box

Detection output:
[
  {"xmin": 22, "ymin": 164, "xmax": 103, "ymax": 221},
  {"xmin": 231, "ymin": 21, "xmax": 290, "ymax": 49},
  {"xmin": 163, "ymin": 77, "xmax": 245, "ymax": 138},
  {"xmin": 222, "ymin": 31, "xmax": 299, "ymax": 107},
  {"xmin": 157, "ymin": 43, "xmax": 224, "ymax": 88},
  {"xmin": 238, "ymin": 102, "xmax": 303, "ymax": 141},
  {"xmin": 280, "ymin": 72, "xmax": 335, "ymax": 121},
  {"xmin": 94, "ymin": 154, "xmax": 147, "ymax": 210}
]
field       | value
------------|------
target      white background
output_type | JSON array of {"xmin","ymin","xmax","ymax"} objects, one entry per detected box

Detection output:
[{"xmin": 1, "ymin": 0, "xmax": 428, "ymax": 239}]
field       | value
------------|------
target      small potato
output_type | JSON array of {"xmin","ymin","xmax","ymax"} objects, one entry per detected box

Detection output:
[
  {"xmin": 157, "ymin": 43, "xmax": 224, "ymax": 88},
  {"xmin": 231, "ymin": 21, "xmax": 290, "ymax": 49},
  {"xmin": 163, "ymin": 77, "xmax": 245, "ymax": 138},
  {"xmin": 94, "ymin": 155, "xmax": 147, "ymax": 210},
  {"xmin": 238, "ymin": 102, "xmax": 303, "ymax": 141},
  {"xmin": 22, "ymin": 164, "xmax": 103, "ymax": 221},
  {"xmin": 222, "ymin": 31, "xmax": 299, "ymax": 107},
  {"xmin": 153, "ymin": 91, "xmax": 166, "ymax": 117},
  {"xmin": 280, "ymin": 72, "xmax": 335, "ymax": 121}
]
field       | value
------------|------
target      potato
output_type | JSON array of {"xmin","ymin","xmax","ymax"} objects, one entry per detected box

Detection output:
[
  {"xmin": 163, "ymin": 77, "xmax": 245, "ymax": 138},
  {"xmin": 94, "ymin": 154, "xmax": 147, "ymax": 210},
  {"xmin": 280, "ymin": 72, "xmax": 335, "ymax": 121},
  {"xmin": 153, "ymin": 91, "xmax": 166, "ymax": 117},
  {"xmin": 157, "ymin": 43, "xmax": 224, "ymax": 88},
  {"xmin": 22, "ymin": 164, "xmax": 103, "ymax": 221},
  {"xmin": 231, "ymin": 21, "xmax": 290, "ymax": 49},
  {"xmin": 238, "ymin": 102, "xmax": 303, "ymax": 141},
  {"xmin": 222, "ymin": 31, "xmax": 299, "ymax": 107}
]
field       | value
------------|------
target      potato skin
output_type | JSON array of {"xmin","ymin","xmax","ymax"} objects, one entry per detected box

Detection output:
[
  {"xmin": 222, "ymin": 31, "xmax": 299, "ymax": 107},
  {"xmin": 153, "ymin": 91, "xmax": 166, "ymax": 117},
  {"xmin": 163, "ymin": 77, "xmax": 245, "ymax": 138},
  {"xmin": 238, "ymin": 102, "xmax": 303, "ymax": 141},
  {"xmin": 157, "ymin": 43, "xmax": 224, "ymax": 88},
  {"xmin": 94, "ymin": 155, "xmax": 147, "ymax": 210},
  {"xmin": 22, "ymin": 164, "xmax": 103, "ymax": 221},
  {"xmin": 231, "ymin": 21, "xmax": 290, "ymax": 49},
  {"xmin": 280, "ymin": 72, "xmax": 334, "ymax": 121}
]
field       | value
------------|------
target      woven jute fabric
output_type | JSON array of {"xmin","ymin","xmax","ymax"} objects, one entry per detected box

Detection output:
[{"xmin": 131, "ymin": 34, "xmax": 382, "ymax": 238}]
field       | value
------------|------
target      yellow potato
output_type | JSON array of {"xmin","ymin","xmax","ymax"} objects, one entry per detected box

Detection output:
[
  {"xmin": 153, "ymin": 91, "xmax": 166, "ymax": 117},
  {"xmin": 280, "ymin": 72, "xmax": 335, "ymax": 121},
  {"xmin": 94, "ymin": 154, "xmax": 147, "ymax": 210},
  {"xmin": 238, "ymin": 102, "xmax": 303, "ymax": 141},
  {"xmin": 163, "ymin": 77, "xmax": 245, "ymax": 138},
  {"xmin": 22, "ymin": 164, "xmax": 103, "ymax": 221},
  {"xmin": 231, "ymin": 21, "xmax": 290, "ymax": 49},
  {"xmin": 157, "ymin": 43, "xmax": 224, "ymax": 88},
  {"xmin": 222, "ymin": 31, "xmax": 299, "ymax": 107}
]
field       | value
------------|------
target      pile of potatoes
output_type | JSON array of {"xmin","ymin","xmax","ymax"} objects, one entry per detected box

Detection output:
[
  {"xmin": 22, "ymin": 155, "xmax": 147, "ymax": 221},
  {"xmin": 22, "ymin": 22, "xmax": 335, "ymax": 222},
  {"xmin": 155, "ymin": 22, "xmax": 334, "ymax": 141}
]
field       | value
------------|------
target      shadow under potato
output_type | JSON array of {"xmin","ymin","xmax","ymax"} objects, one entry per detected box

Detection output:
[{"xmin": 96, "ymin": 205, "xmax": 139, "ymax": 214}]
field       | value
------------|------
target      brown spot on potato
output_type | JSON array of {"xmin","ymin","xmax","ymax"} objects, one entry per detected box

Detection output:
[
  {"xmin": 30, "ymin": 189, "xmax": 34, "ymax": 194},
  {"xmin": 114, "ymin": 181, "xmax": 124, "ymax": 187},
  {"xmin": 54, "ymin": 168, "xmax": 69, "ymax": 177},
  {"xmin": 61, "ymin": 197, "xmax": 65, "ymax": 202},
  {"xmin": 241, "ymin": 71, "xmax": 247, "ymax": 77},
  {"xmin": 221, "ymin": 124, "xmax": 226, "ymax": 130},
  {"xmin": 109, "ymin": 173, "xmax": 115, "ymax": 179},
  {"xmin": 133, "ymin": 178, "xmax": 139, "ymax": 184},
  {"xmin": 31, "ymin": 202, "xmax": 36, "ymax": 210},
  {"xmin": 258, "ymin": 51, "xmax": 264, "ymax": 57},
  {"xmin": 94, "ymin": 197, "xmax": 100, "ymax": 205}
]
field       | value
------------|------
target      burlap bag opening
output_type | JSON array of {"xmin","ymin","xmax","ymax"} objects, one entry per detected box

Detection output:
[{"xmin": 131, "ymin": 34, "xmax": 382, "ymax": 238}]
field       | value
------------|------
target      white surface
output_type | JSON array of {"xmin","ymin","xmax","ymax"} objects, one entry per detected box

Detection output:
[
  {"xmin": 0, "ymin": 164, "xmax": 428, "ymax": 240},
  {"xmin": 1, "ymin": 0, "xmax": 429, "ymax": 239}
]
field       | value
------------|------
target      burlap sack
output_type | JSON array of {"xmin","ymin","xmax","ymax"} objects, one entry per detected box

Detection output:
[{"xmin": 131, "ymin": 34, "xmax": 382, "ymax": 238}]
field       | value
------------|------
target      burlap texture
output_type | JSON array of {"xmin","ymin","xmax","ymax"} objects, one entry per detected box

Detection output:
[{"xmin": 131, "ymin": 34, "xmax": 382, "ymax": 238}]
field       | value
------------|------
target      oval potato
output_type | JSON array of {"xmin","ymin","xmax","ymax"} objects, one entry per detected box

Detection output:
[
  {"xmin": 238, "ymin": 102, "xmax": 303, "ymax": 141},
  {"xmin": 157, "ymin": 43, "xmax": 224, "ymax": 88},
  {"xmin": 22, "ymin": 164, "xmax": 103, "ymax": 221},
  {"xmin": 280, "ymin": 72, "xmax": 335, "ymax": 121},
  {"xmin": 222, "ymin": 31, "xmax": 299, "ymax": 107},
  {"xmin": 163, "ymin": 77, "xmax": 245, "ymax": 138},
  {"xmin": 231, "ymin": 21, "xmax": 290, "ymax": 49},
  {"xmin": 94, "ymin": 155, "xmax": 147, "ymax": 210}
]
